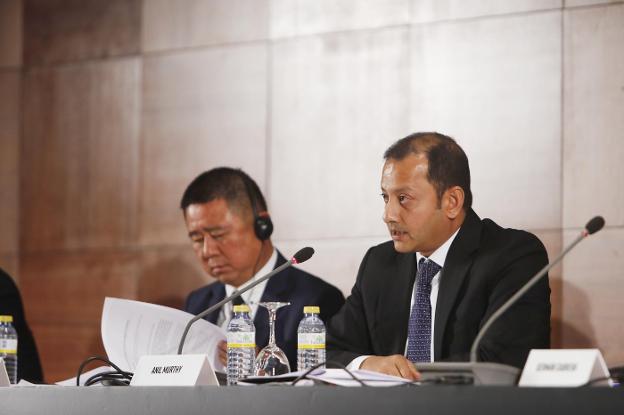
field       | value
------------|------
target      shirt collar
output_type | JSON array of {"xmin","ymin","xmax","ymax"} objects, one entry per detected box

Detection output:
[
  {"xmin": 416, "ymin": 228, "xmax": 460, "ymax": 268},
  {"xmin": 224, "ymin": 247, "xmax": 277, "ymax": 297}
]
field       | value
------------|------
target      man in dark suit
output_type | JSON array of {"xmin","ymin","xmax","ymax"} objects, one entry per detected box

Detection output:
[
  {"xmin": 0, "ymin": 268, "xmax": 44, "ymax": 383},
  {"xmin": 327, "ymin": 132, "xmax": 550, "ymax": 379},
  {"xmin": 181, "ymin": 168, "xmax": 344, "ymax": 370}
]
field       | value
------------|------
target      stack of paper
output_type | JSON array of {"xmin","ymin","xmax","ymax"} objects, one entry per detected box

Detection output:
[
  {"xmin": 308, "ymin": 369, "xmax": 412, "ymax": 387},
  {"xmin": 101, "ymin": 297, "xmax": 226, "ymax": 373},
  {"xmin": 57, "ymin": 297, "xmax": 227, "ymax": 385}
]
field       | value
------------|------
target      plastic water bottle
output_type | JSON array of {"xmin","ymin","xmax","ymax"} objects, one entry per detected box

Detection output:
[
  {"xmin": 297, "ymin": 306, "xmax": 326, "ymax": 371},
  {"xmin": 226, "ymin": 305, "xmax": 256, "ymax": 385},
  {"xmin": 0, "ymin": 315, "xmax": 18, "ymax": 384}
]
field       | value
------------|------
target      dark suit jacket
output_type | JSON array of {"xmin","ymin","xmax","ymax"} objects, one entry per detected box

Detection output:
[
  {"xmin": 327, "ymin": 209, "xmax": 551, "ymax": 369},
  {"xmin": 0, "ymin": 268, "xmax": 44, "ymax": 383},
  {"xmin": 185, "ymin": 251, "xmax": 345, "ymax": 370}
]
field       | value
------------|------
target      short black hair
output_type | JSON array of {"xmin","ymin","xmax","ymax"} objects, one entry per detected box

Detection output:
[
  {"xmin": 384, "ymin": 132, "xmax": 472, "ymax": 209},
  {"xmin": 180, "ymin": 167, "xmax": 267, "ymax": 217}
]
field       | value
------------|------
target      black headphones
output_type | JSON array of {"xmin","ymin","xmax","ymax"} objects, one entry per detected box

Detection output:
[{"xmin": 240, "ymin": 173, "xmax": 273, "ymax": 241}]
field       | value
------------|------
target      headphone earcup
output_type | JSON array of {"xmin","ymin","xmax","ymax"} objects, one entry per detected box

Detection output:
[{"xmin": 254, "ymin": 213, "xmax": 273, "ymax": 241}]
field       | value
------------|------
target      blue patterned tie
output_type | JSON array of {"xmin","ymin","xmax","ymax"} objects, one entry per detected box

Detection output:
[{"xmin": 406, "ymin": 257, "xmax": 441, "ymax": 363}]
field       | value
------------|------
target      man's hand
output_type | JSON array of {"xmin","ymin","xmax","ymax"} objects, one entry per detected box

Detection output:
[
  {"xmin": 218, "ymin": 340, "xmax": 227, "ymax": 366},
  {"xmin": 218, "ymin": 341, "xmax": 258, "ymax": 366},
  {"xmin": 360, "ymin": 355, "xmax": 420, "ymax": 381}
]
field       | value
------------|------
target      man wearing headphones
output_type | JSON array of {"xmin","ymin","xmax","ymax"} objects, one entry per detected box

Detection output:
[{"xmin": 181, "ymin": 167, "xmax": 345, "ymax": 370}]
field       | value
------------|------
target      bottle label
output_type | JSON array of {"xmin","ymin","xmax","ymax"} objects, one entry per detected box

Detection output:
[
  {"xmin": 298, "ymin": 333, "xmax": 325, "ymax": 349},
  {"xmin": 0, "ymin": 339, "xmax": 17, "ymax": 354},
  {"xmin": 227, "ymin": 332, "xmax": 255, "ymax": 348}
]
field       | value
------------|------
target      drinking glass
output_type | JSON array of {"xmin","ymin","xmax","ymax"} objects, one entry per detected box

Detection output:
[{"xmin": 254, "ymin": 302, "xmax": 291, "ymax": 376}]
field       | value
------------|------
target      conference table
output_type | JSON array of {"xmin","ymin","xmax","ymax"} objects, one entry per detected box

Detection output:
[{"xmin": 2, "ymin": 384, "xmax": 623, "ymax": 414}]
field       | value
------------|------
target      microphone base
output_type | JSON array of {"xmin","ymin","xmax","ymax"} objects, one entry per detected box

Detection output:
[{"xmin": 415, "ymin": 362, "xmax": 520, "ymax": 386}]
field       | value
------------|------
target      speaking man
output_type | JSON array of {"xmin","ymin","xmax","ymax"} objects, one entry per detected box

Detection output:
[
  {"xmin": 182, "ymin": 167, "xmax": 345, "ymax": 369},
  {"xmin": 326, "ymin": 132, "xmax": 550, "ymax": 380}
]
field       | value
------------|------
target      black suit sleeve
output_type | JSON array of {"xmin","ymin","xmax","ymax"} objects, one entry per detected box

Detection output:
[
  {"xmin": 317, "ymin": 284, "xmax": 345, "ymax": 327},
  {"xmin": 478, "ymin": 232, "xmax": 550, "ymax": 367},
  {"xmin": 443, "ymin": 231, "xmax": 551, "ymax": 368},
  {"xmin": 0, "ymin": 269, "xmax": 44, "ymax": 383},
  {"xmin": 326, "ymin": 248, "xmax": 375, "ymax": 366}
]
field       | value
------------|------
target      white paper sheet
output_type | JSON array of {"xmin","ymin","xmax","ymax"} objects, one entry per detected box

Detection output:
[
  {"xmin": 14, "ymin": 379, "xmax": 57, "ymax": 388},
  {"xmin": 307, "ymin": 369, "xmax": 412, "ymax": 387},
  {"xmin": 101, "ymin": 297, "xmax": 226, "ymax": 373},
  {"xmin": 0, "ymin": 358, "xmax": 9, "ymax": 387}
]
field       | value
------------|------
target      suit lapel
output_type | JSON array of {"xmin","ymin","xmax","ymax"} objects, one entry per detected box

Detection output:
[
  {"xmin": 259, "ymin": 253, "xmax": 291, "ymax": 302},
  {"xmin": 204, "ymin": 284, "xmax": 226, "ymax": 324},
  {"xmin": 395, "ymin": 253, "xmax": 418, "ymax": 353},
  {"xmin": 433, "ymin": 209, "xmax": 481, "ymax": 360},
  {"xmin": 376, "ymin": 251, "xmax": 417, "ymax": 354}
]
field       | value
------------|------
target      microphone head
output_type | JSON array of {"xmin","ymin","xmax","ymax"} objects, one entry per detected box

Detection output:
[
  {"xmin": 585, "ymin": 216, "xmax": 605, "ymax": 235},
  {"xmin": 292, "ymin": 247, "xmax": 314, "ymax": 264}
]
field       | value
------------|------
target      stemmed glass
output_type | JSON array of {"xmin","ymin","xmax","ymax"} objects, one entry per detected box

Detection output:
[{"xmin": 254, "ymin": 302, "xmax": 291, "ymax": 376}]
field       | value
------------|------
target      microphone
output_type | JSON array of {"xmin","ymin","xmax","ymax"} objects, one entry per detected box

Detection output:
[
  {"xmin": 177, "ymin": 247, "xmax": 315, "ymax": 354},
  {"xmin": 469, "ymin": 216, "xmax": 605, "ymax": 363},
  {"xmin": 291, "ymin": 246, "xmax": 314, "ymax": 264},
  {"xmin": 584, "ymin": 216, "xmax": 605, "ymax": 235}
]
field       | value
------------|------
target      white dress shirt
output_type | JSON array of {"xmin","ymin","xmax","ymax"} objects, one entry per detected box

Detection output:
[
  {"xmin": 216, "ymin": 248, "xmax": 278, "ymax": 330},
  {"xmin": 347, "ymin": 229, "xmax": 460, "ymax": 369}
]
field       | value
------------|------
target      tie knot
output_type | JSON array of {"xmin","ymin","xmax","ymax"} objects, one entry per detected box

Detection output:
[
  {"xmin": 232, "ymin": 293, "xmax": 247, "ymax": 306},
  {"xmin": 417, "ymin": 258, "xmax": 441, "ymax": 286}
]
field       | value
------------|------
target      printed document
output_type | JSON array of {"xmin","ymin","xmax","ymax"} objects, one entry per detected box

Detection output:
[{"xmin": 101, "ymin": 297, "xmax": 226, "ymax": 373}]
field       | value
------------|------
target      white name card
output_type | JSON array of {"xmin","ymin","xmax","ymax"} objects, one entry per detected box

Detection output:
[
  {"xmin": 519, "ymin": 349, "xmax": 610, "ymax": 387},
  {"xmin": 130, "ymin": 354, "xmax": 219, "ymax": 386},
  {"xmin": 0, "ymin": 358, "xmax": 9, "ymax": 387}
]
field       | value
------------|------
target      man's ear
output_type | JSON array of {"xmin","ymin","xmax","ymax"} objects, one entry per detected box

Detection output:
[{"xmin": 443, "ymin": 186, "xmax": 465, "ymax": 219}]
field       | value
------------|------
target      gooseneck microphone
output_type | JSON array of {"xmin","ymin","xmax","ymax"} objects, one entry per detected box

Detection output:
[
  {"xmin": 469, "ymin": 216, "xmax": 605, "ymax": 363},
  {"xmin": 177, "ymin": 247, "xmax": 315, "ymax": 354}
]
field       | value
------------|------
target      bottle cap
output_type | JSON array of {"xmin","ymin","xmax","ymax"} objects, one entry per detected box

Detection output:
[
  {"xmin": 233, "ymin": 305, "xmax": 251, "ymax": 313},
  {"xmin": 303, "ymin": 306, "xmax": 320, "ymax": 314},
  {"xmin": 0, "ymin": 315, "xmax": 13, "ymax": 323}
]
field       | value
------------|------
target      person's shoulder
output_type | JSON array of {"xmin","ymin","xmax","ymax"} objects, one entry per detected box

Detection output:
[
  {"xmin": 186, "ymin": 280, "xmax": 222, "ymax": 301},
  {"xmin": 185, "ymin": 280, "xmax": 224, "ymax": 312},
  {"xmin": 369, "ymin": 240, "xmax": 397, "ymax": 253},
  {"xmin": 362, "ymin": 240, "xmax": 408, "ymax": 266},
  {"xmin": 0, "ymin": 268, "xmax": 18, "ymax": 293},
  {"xmin": 479, "ymin": 217, "xmax": 546, "ymax": 256},
  {"xmin": 272, "ymin": 251, "xmax": 338, "ymax": 293},
  {"xmin": 287, "ymin": 265, "xmax": 340, "ymax": 293}
]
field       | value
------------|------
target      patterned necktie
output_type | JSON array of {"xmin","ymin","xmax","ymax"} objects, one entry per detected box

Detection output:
[{"xmin": 406, "ymin": 257, "xmax": 441, "ymax": 363}]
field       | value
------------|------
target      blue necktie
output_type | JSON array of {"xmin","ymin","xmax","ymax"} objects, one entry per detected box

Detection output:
[{"xmin": 406, "ymin": 257, "xmax": 441, "ymax": 363}]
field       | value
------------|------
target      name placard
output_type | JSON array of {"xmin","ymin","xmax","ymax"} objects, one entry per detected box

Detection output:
[
  {"xmin": 0, "ymin": 358, "xmax": 9, "ymax": 387},
  {"xmin": 130, "ymin": 354, "xmax": 219, "ymax": 386},
  {"xmin": 519, "ymin": 349, "xmax": 610, "ymax": 387}
]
